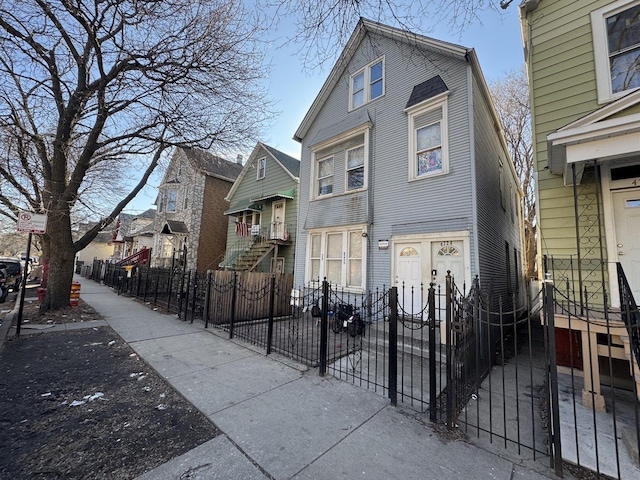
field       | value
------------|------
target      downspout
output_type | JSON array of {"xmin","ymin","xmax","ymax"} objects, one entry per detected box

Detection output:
[{"xmin": 466, "ymin": 55, "xmax": 480, "ymax": 282}]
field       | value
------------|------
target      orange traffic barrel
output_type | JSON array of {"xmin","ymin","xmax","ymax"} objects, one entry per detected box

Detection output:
[{"xmin": 70, "ymin": 281, "xmax": 81, "ymax": 307}]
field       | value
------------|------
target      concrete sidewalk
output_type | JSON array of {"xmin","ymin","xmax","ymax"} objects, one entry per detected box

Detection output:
[{"xmin": 69, "ymin": 276, "xmax": 559, "ymax": 479}]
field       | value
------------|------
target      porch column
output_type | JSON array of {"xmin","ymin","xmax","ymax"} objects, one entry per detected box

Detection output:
[{"xmin": 581, "ymin": 330, "xmax": 606, "ymax": 411}]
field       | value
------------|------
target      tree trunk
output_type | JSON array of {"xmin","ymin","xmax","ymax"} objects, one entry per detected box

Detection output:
[{"xmin": 40, "ymin": 209, "xmax": 76, "ymax": 311}]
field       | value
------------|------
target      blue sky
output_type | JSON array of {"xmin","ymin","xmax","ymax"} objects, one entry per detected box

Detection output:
[{"xmin": 124, "ymin": 6, "xmax": 524, "ymax": 214}]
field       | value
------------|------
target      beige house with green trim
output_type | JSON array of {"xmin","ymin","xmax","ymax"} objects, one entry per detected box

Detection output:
[{"xmin": 521, "ymin": 0, "xmax": 640, "ymax": 408}]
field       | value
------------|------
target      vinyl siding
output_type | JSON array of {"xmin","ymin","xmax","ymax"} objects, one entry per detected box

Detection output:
[
  {"xmin": 527, "ymin": 0, "xmax": 604, "ymax": 260},
  {"xmin": 224, "ymin": 145, "xmax": 298, "ymax": 273},
  {"xmin": 295, "ymin": 31, "xmax": 512, "ymax": 289},
  {"xmin": 472, "ymin": 72, "xmax": 522, "ymax": 303}
]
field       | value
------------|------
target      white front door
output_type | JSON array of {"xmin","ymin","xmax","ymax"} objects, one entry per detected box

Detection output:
[
  {"xmin": 431, "ymin": 240, "xmax": 465, "ymax": 294},
  {"xmin": 271, "ymin": 201, "xmax": 285, "ymax": 240},
  {"xmin": 395, "ymin": 243, "xmax": 423, "ymax": 315},
  {"xmin": 613, "ymin": 189, "xmax": 640, "ymax": 299}
]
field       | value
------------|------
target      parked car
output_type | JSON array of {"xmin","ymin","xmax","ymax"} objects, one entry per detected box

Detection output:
[
  {"xmin": 0, "ymin": 263, "xmax": 8, "ymax": 303},
  {"xmin": 0, "ymin": 257, "xmax": 23, "ymax": 292}
]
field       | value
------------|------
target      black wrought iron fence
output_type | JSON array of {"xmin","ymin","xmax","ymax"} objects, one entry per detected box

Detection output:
[{"xmin": 86, "ymin": 262, "xmax": 640, "ymax": 479}]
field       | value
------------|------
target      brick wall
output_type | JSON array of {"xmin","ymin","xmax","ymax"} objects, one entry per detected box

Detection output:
[{"xmin": 196, "ymin": 175, "xmax": 232, "ymax": 272}]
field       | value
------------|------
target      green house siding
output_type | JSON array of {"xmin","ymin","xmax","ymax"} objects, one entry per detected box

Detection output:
[
  {"xmin": 223, "ymin": 144, "xmax": 299, "ymax": 273},
  {"xmin": 527, "ymin": 0, "xmax": 609, "ymax": 262}
]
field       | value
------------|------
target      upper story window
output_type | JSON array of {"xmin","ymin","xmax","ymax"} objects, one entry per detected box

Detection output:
[
  {"xmin": 407, "ymin": 95, "xmax": 449, "ymax": 181},
  {"xmin": 316, "ymin": 156, "xmax": 334, "ymax": 196},
  {"xmin": 592, "ymin": 0, "xmax": 640, "ymax": 103},
  {"xmin": 257, "ymin": 157, "xmax": 266, "ymax": 179},
  {"xmin": 167, "ymin": 189, "xmax": 177, "ymax": 212},
  {"xmin": 157, "ymin": 191, "xmax": 164, "ymax": 213},
  {"xmin": 311, "ymin": 130, "xmax": 368, "ymax": 199},
  {"xmin": 346, "ymin": 145, "xmax": 365, "ymax": 190},
  {"xmin": 350, "ymin": 57, "xmax": 384, "ymax": 110}
]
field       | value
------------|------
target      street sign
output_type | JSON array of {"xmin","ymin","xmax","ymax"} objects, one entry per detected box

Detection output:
[{"xmin": 17, "ymin": 211, "xmax": 47, "ymax": 234}]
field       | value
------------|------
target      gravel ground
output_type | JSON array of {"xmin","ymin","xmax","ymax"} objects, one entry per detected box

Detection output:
[{"xmin": 0, "ymin": 297, "xmax": 220, "ymax": 480}]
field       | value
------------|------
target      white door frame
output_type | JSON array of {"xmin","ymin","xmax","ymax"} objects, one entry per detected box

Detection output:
[
  {"xmin": 601, "ymin": 161, "xmax": 640, "ymax": 308},
  {"xmin": 391, "ymin": 231, "xmax": 471, "ymax": 289},
  {"xmin": 271, "ymin": 200, "xmax": 286, "ymax": 240}
]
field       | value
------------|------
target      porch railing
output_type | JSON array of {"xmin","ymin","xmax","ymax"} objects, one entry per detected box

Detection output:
[
  {"xmin": 617, "ymin": 262, "xmax": 640, "ymax": 368},
  {"xmin": 217, "ymin": 222, "xmax": 292, "ymax": 270}
]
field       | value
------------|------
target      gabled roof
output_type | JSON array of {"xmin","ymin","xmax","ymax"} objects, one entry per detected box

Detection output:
[
  {"xmin": 126, "ymin": 221, "xmax": 155, "ymax": 240},
  {"xmin": 294, "ymin": 18, "xmax": 469, "ymax": 142},
  {"xmin": 181, "ymin": 147, "xmax": 243, "ymax": 182},
  {"xmin": 161, "ymin": 220, "xmax": 189, "ymax": 235},
  {"xmin": 135, "ymin": 208, "xmax": 156, "ymax": 220},
  {"xmin": 262, "ymin": 144, "xmax": 300, "ymax": 177},
  {"xmin": 225, "ymin": 142, "xmax": 300, "ymax": 201}
]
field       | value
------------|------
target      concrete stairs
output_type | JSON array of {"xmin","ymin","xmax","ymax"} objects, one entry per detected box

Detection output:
[{"xmin": 362, "ymin": 317, "xmax": 442, "ymax": 360}]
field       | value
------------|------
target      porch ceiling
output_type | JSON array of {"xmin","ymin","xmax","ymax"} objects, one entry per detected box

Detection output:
[{"xmin": 224, "ymin": 198, "xmax": 262, "ymax": 216}]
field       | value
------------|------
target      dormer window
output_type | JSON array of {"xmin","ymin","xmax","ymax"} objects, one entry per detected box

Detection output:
[
  {"xmin": 350, "ymin": 57, "xmax": 384, "ymax": 110},
  {"xmin": 257, "ymin": 157, "xmax": 266, "ymax": 179}
]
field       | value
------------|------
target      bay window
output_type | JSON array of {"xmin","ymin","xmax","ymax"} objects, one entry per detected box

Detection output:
[{"xmin": 306, "ymin": 227, "xmax": 367, "ymax": 289}]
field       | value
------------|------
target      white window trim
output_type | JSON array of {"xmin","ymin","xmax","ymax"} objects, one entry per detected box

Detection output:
[
  {"xmin": 345, "ymin": 143, "xmax": 367, "ymax": 192},
  {"xmin": 167, "ymin": 188, "xmax": 178, "ymax": 212},
  {"xmin": 257, "ymin": 156, "xmax": 266, "ymax": 180},
  {"xmin": 592, "ymin": 0, "xmax": 640, "ymax": 104},
  {"xmin": 349, "ymin": 56, "xmax": 385, "ymax": 111},
  {"xmin": 311, "ymin": 126, "xmax": 370, "ymax": 200},
  {"xmin": 314, "ymin": 154, "xmax": 334, "ymax": 198},
  {"xmin": 305, "ymin": 226, "xmax": 368, "ymax": 291},
  {"xmin": 406, "ymin": 94, "xmax": 449, "ymax": 181}
]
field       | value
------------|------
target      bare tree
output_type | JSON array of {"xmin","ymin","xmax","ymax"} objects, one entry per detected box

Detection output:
[
  {"xmin": 265, "ymin": 0, "xmax": 506, "ymax": 69},
  {"xmin": 489, "ymin": 67, "xmax": 536, "ymax": 279},
  {"xmin": 0, "ymin": 0, "xmax": 271, "ymax": 310}
]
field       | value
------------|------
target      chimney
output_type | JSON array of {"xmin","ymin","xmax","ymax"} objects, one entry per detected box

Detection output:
[{"xmin": 236, "ymin": 154, "xmax": 243, "ymax": 165}]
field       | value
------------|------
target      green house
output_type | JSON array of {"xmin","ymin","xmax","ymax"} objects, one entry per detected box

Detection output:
[
  {"xmin": 221, "ymin": 143, "xmax": 300, "ymax": 273},
  {"xmin": 521, "ymin": 0, "xmax": 640, "ymax": 409}
]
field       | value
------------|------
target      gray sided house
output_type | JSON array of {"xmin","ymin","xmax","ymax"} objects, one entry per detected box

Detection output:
[
  {"xmin": 221, "ymin": 142, "xmax": 300, "ymax": 273},
  {"xmin": 153, "ymin": 147, "xmax": 243, "ymax": 273},
  {"xmin": 293, "ymin": 19, "xmax": 524, "ymax": 311}
]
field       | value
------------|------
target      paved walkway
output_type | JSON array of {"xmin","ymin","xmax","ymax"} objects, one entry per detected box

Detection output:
[{"xmin": 4, "ymin": 277, "xmax": 566, "ymax": 479}]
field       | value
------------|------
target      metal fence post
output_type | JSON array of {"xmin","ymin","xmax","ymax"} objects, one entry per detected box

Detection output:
[
  {"xmin": 446, "ymin": 271, "xmax": 455, "ymax": 428},
  {"xmin": 153, "ymin": 270, "xmax": 159, "ymax": 305},
  {"xmin": 229, "ymin": 272, "xmax": 237, "ymax": 339},
  {"xmin": 167, "ymin": 270, "xmax": 174, "ymax": 311},
  {"xmin": 143, "ymin": 268, "xmax": 149, "ymax": 302},
  {"xmin": 266, "ymin": 275, "xmax": 276, "ymax": 355},
  {"xmin": 428, "ymin": 283, "xmax": 437, "ymax": 421},
  {"xmin": 204, "ymin": 271, "xmax": 212, "ymax": 329},
  {"xmin": 319, "ymin": 279, "xmax": 329, "ymax": 376},
  {"xmin": 544, "ymin": 280, "xmax": 564, "ymax": 477},
  {"xmin": 389, "ymin": 286, "xmax": 398, "ymax": 406},
  {"xmin": 177, "ymin": 271, "xmax": 186, "ymax": 318},
  {"xmin": 189, "ymin": 272, "xmax": 197, "ymax": 323}
]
